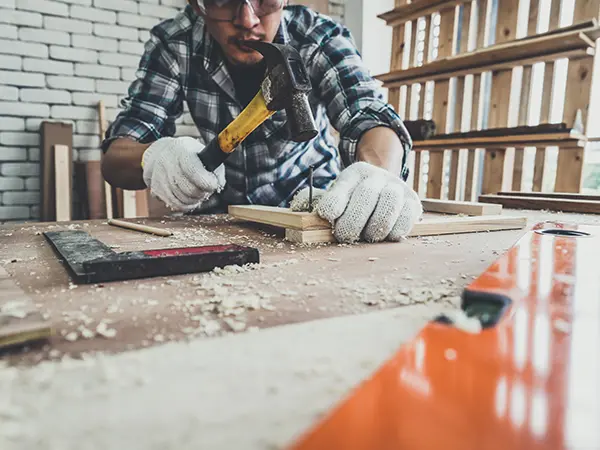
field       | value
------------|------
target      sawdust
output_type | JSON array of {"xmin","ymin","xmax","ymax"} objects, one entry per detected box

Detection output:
[{"xmin": 0, "ymin": 301, "xmax": 29, "ymax": 319}]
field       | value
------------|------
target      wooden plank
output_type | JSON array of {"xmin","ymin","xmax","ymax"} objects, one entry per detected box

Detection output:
[
  {"xmin": 464, "ymin": 148, "xmax": 476, "ymax": 201},
  {"xmin": 379, "ymin": 0, "xmax": 474, "ymax": 26},
  {"xmin": 40, "ymin": 121, "xmax": 73, "ymax": 222},
  {"xmin": 376, "ymin": 23, "xmax": 599, "ymax": 86},
  {"xmin": 512, "ymin": 148, "xmax": 524, "ymax": 191},
  {"xmin": 85, "ymin": 161, "xmax": 107, "ymax": 219},
  {"xmin": 228, "ymin": 205, "xmax": 330, "ymax": 231},
  {"xmin": 54, "ymin": 144, "xmax": 71, "ymax": 222},
  {"xmin": 447, "ymin": 152, "xmax": 459, "ymax": 199},
  {"xmin": 408, "ymin": 19, "xmax": 420, "ymax": 119},
  {"xmin": 573, "ymin": 0, "xmax": 600, "ymax": 24},
  {"xmin": 388, "ymin": 0, "xmax": 409, "ymax": 115},
  {"xmin": 532, "ymin": 148, "xmax": 546, "ymax": 191},
  {"xmin": 0, "ymin": 267, "xmax": 52, "ymax": 350},
  {"xmin": 98, "ymin": 100, "xmax": 114, "ymax": 220},
  {"xmin": 555, "ymin": 147, "xmax": 585, "ymax": 193},
  {"xmin": 497, "ymin": 191, "xmax": 600, "ymax": 201},
  {"xmin": 483, "ymin": 0, "xmax": 520, "ymax": 195},
  {"xmin": 481, "ymin": 148, "xmax": 506, "ymax": 194},
  {"xmin": 414, "ymin": 132, "xmax": 585, "ymax": 149},
  {"xmin": 421, "ymin": 198, "xmax": 502, "ymax": 215},
  {"xmin": 122, "ymin": 190, "xmax": 137, "ymax": 218},
  {"xmin": 479, "ymin": 194, "xmax": 600, "ymax": 213},
  {"xmin": 562, "ymin": 57, "xmax": 596, "ymax": 130},
  {"xmin": 413, "ymin": 151, "xmax": 422, "ymax": 193},
  {"xmin": 285, "ymin": 215, "xmax": 528, "ymax": 243},
  {"xmin": 427, "ymin": 151, "xmax": 445, "ymax": 198},
  {"xmin": 427, "ymin": 6, "xmax": 457, "ymax": 199}
]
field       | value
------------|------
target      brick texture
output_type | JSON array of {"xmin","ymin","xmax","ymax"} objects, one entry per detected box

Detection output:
[{"xmin": 0, "ymin": 0, "xmax": 345, "ymax": 221}]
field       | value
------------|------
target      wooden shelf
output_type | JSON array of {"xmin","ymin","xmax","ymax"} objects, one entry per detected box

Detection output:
[
  {"xmin": 414, "ymin": 131, "xmax": 586, "ymax": 150},
  {"xmin": 378, "ymin": 0, "xmax": 471, "ymax": 27},
  {"xmin": 376, "ymin": 21, "xmax": 599, "ymax": 87}
]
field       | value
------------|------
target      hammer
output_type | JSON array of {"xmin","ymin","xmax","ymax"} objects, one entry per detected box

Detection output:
[{"xmin": 198, "ymin": 41, "xmax": 318, "ymax": 172}]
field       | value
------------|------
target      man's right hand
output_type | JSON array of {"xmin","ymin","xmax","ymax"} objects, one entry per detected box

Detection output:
[{"xmin": 141, "ymin": 136, "xmax": 226, "ymax": 211}]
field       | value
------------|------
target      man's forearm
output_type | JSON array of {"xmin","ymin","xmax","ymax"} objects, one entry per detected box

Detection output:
[
  {"xmin": 356, "ymin": 126, "xmax": 405, "ymax": 175},
  {"xmin": 101, "ymin": 138, "xmax": 150, "ymax": 190}
]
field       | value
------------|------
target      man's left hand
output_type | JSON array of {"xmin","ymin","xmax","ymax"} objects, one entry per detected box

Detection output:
[{"xmin": 292, "ymin": 161, "xmax": 423, "ymax": 243}]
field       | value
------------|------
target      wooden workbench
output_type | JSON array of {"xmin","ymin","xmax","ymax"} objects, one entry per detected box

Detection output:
[
  {"xmin": 2, "ymin": 208, "xmax": 600, "ymax": 449},
  {"xmin": 1, "ymin": 208, "xmax": 599, "ymax": 367}
]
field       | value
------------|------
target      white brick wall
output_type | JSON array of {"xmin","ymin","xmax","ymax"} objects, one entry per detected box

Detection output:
[{"xmin": 0, "ymin": 0, "xmax": 344, "ymax": 221}]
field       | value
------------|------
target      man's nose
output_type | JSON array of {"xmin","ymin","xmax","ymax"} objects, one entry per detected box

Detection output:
[{"xmin": 233, "ymin": 1, "xmax": 260, "ymax": 29}]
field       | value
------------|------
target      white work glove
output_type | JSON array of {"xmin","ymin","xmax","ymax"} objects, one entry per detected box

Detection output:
[
  {"xmin": 141, "ymin": 136, "xmax": 226, "ymax": 211},
  {"xmin": 291, "ymin": 161, "xmax": 423, "ymax": 243}
]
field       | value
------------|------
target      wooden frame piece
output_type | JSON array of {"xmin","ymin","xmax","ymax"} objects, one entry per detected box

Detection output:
[
  {"xmin": 413, "ymin": 132, "xmax": 586, "ymax": 150},
  {"xmin": 54, "ymin": 144, "xmax": 72, "ymax": 222},
  {"xmin": 479, "ymin": 194, "xmax": 600, "ymax": 214},
  {"xmin": 228, "ymin": 204, "xmax": 527, "ymax": 244},
  {"xmin": 496, "ymin": 191, "xmax": 600, "ymax": 201},
  {"xmin": 376, "ymin": 22, "xmax": 599, "ymax": 87},
  {"xmin": 228, "ymin": 205, "xmax": 331, "ymax": 230},
  {"xmin": 40, "ymin": 121, "xmax": 73, "ymax": 222},
  {"xmin": 421, "ymin": 198, "xmax": 502, "ymax": 215},
  {"xmin": 378, "ymin": 0, "xmax": 472, "ymax": 26},
  {"xmin": 97, "ymin": 100, "xmax": 114, "ymax": 220},
  {"xmin": 286, "ymin": 215, "xmax": 528, "ymax": 244}
]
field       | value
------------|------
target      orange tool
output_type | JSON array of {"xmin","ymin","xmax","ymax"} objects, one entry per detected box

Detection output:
[{"xmin": 287, "ymin": 221, "xmax": 600, "ymax": 450}]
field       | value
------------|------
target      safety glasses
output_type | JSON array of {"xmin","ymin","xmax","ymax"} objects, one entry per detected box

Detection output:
[{"xmin": 189, "ymin": 0, "xmax": 285, "ymax": 21}]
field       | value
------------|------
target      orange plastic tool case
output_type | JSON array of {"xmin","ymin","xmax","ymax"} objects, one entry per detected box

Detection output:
[{"xmin": 287, "ymin": 221, "xmax": 600, "ymax": 450}]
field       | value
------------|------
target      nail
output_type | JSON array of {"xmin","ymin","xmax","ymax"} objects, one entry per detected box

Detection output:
[{"xmin": 308, "ymin": 165, "xmax": 314, "ymax": 212}]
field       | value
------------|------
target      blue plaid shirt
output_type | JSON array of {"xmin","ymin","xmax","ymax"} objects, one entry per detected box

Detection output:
[{"xmin": 102, "ymin": 4, "xmax": 412, "ymax": 212}]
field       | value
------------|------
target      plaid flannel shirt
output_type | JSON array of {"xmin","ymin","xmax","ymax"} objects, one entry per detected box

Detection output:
[{"xmin": 102, "ymin": 4, "xmax": 412, "ymax": 212}]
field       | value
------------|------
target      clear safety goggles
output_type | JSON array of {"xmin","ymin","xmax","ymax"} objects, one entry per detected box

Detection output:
[{"xmin": 189, "ymin": 0, "xmax": 285, "ymax": 21}]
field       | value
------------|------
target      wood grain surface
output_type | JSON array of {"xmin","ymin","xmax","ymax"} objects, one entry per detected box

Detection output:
[{"xmin": 1, "ymin": 210, "xmax": 598, "ymax": 366}]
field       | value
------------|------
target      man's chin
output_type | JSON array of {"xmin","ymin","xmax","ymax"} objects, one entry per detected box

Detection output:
[{"xmin": 226, "ymin": 48, "xmax": 264, "ymax": 66}]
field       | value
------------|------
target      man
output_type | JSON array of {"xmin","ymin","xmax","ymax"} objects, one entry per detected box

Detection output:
[{"xmin": 101, "ymin": 0, "xmax": 423, "ymax": 243}]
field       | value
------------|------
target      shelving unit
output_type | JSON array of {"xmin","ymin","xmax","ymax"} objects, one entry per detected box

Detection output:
[{"xmin": 377, "ymin": 0, "xmax": 600, "ymax": 199}]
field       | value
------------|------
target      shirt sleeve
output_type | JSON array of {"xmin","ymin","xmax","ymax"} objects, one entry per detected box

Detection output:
[
  {"xmin": 309, "ymin": 26, "xmax": 413, "ymax": 179},
  {"xmin": 101, "ymin": 29, "xmax": 184, "ymax": 152}
]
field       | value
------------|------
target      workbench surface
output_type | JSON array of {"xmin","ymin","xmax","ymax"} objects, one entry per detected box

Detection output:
[
  {"xmin": 1, "ymin": 209, "xmax": 600, "ymax": 449},
  {"xmin": 1, "ymin": 208, "xmax": 598, "ymax": 365}
]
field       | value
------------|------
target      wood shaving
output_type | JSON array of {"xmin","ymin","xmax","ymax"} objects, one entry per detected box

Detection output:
[
  {"xmin": 0, "ymin": 301, "xmax": 29, "ymax": 319},
  {"xmin": 64, "ymin": 332, "xmax": 78, "ymax": 342},
  {"xmin": 96, "ymin": 322, "xmax": 117, "ymax": 339},
  {"xmin": 223, "ymin": 318, "xmax": 246, "ymax": 332}
]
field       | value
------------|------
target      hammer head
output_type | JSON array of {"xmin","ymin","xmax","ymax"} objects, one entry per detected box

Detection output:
[{"xmin": 243, "ymin": 41, "xmax": 318, "ymax": 142}]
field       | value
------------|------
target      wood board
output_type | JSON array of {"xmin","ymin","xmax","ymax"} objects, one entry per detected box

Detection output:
[
  {"xmin": 40, "ymin": 121, "xmax": 73, "ymax": 222},
  {"xmin": 421, "ymin": 198, "xmax": 502, "ymax": 215},
  {"xmin": 413, "ymin": 132, "xmax": 586, "ymax": 150},
  {"xmin": 228, "ymin": 205, "xmax": 330, "ymax": 231},
  {"xmin": 0, "ymin": 267, "xmax": 52, "ymax": 350},
  {"xmin": 376, "ymin": 22, "xmax": 599, "ymax": 86},
  {"xmin": 54, "ymin": 144, "xmax": 71, "ymax": 222},
  {"xmin": 285, "ymin": 215, "xmax": 528, "ymax": 243},
  {"xmin": 227, "ymin": 204, "xmax": 527, "ymax": 244},
  {"xmin": 479, "ymin": 194, "xmax": 600, "ymax": 214},
  {"xmin": 497, "ymin": 191, "xmax": 600, "ymax": 201}
]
